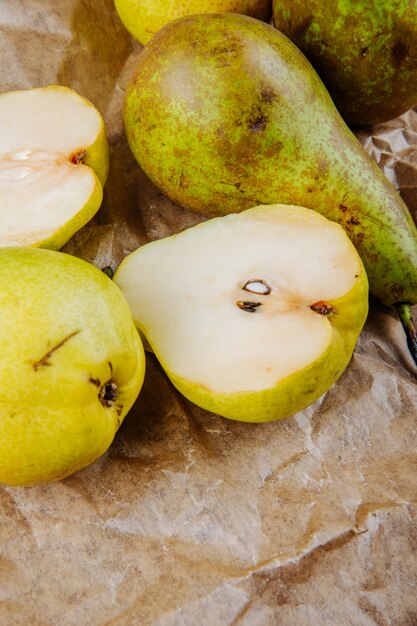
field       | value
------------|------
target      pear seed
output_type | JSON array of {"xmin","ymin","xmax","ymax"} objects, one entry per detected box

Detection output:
[
  {"xmin": 236, "ymin": 300, "xmax": 262, "ymax": 313},
  {"xmin": 242, "ymin": 279, "xmax": 271, "ymax": 295}
]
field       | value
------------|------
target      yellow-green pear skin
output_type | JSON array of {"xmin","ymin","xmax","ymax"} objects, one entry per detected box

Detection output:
[
  {"xmin": 115, "ymin": 204, "xmax": 369, "ymax": 423},
  {"xmin": 114, "ymin": 0, "xmax": 272, "ymax": 45},
  {"xmin": 123, "ymin": 13, "xmax": 417, "ymax": 309},
  {"xmin": 37, "ymin": 183, "xmax": 103, "ymax": 251},
  {"xmin": 0, "ymin": 247, "xmax": 145, "ymax": 487},
  {"xmin": 0, "ymin": 86, "xmax": 110, "ymax": 250}
]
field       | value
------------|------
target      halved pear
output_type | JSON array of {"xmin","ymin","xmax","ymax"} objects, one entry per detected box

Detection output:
[
  {"xmin": 0, "ymin": 86, "xmax": 109, "ymax": 249},
  {"xmin": 114, "ymin": 204, "xmax": 369, "ymax": 423}
]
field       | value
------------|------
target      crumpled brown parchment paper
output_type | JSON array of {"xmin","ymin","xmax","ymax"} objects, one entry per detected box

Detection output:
[{"xmin": 1, "ymin": 2, "xmax": 416, "ymax": 625}]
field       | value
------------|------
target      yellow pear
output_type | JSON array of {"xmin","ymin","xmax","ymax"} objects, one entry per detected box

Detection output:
[
  {"xmin": 0, "ymin": 86, "xmax": 109, "ymax": 250},
  {"xmin": 0, "ymin": 247, "xmax": 145, "ymax": 486},
  {"xmin": 115, "ymin": 204, "xmax": 368, "ymax": 423},
  {"xmin": 114, "ymin": 0, "xmax": 272, "ymax": 45}
]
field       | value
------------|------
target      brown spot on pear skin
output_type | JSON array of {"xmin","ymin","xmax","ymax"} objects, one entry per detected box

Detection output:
[
  {"xmin": 249, "ymin": 113, "xmax": 267, "ymax": 132},
  {"xmin": 260, "ymin": 88, "xmax": 276, "ymax": 104},
  {"xmin": 180, "ymin": 169, "xmax": 189, "ymax": 189},
  {"xmin": 392, "ymin": 41, "xmax": 409, "ymax": 66},
  {"xmin": 32, "ymin": 330, "xmax": 81, "ymax": 371},
  {"xmin": 211, "ymin": 44, "xmax": 238, "ymax": 56}
]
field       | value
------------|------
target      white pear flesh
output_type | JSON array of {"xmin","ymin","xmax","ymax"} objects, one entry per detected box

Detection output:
[
  {"xmin": 0, "ymin": 86, "xmax": 109, "ymax": 249},
  {"xmin": 115, "ymin": 204, "xmax": 369, "ymax": 423}
]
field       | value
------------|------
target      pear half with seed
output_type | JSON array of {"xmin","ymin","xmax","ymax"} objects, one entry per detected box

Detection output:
[
  {"xmin": 0, "ymin": 86, "xmax": 109, "ymax": 249},
  {"xmin": 115, "ymin": 205, "xmax": 369, "ymax": 423}
]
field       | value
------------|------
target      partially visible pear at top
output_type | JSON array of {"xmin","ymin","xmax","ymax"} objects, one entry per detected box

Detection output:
[
  {"xmin": 272, "ymin": 0, "xmax": 417, "ymax": 126},
  {"xmin": 124, "ymin": 13, "xmax": 417, "ymax": 314},
  {"xmin": 114, "ymin": 0, "xmax": 272, "ymax": 45}
]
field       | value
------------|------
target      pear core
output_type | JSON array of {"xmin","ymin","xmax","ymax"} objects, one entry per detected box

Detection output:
[
  {"xmin": 115, "ymin": 205, "xmax": 367, "ymax": 395},
  {"xmin": 0, "ymin": 86, "xmax": 107, "ymax": 247}
]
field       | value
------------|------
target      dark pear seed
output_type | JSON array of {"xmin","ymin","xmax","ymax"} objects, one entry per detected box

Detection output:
[
  {"xmin": 236, "ymin": 300, "xmax": 262, "ymax": 313},
  {"xmin": 242, "ymin": 279, "xmax": 271, "ymax": 295}
]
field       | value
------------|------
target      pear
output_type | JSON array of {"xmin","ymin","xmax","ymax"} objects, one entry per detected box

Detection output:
[
  {"xmin": 124, "ymin": 13, "xmax": 417, "ymax": 361},
  {"xmin": 0, "ymin": 247, "xmax": 145, "ymax": 486},
  {"xmin": 272, "ymin": 0, "xmax": 417, "ymax": 126},
  {"xmin": 114, "ymin": 0, "xmax": 271, "ymax": 45},
  {"xmin": 114, "ymin": 204, "xmax": 368, "ymax": 423},
  {"xmin": 0, "ymin": 86, "xmax": 109, "ymax": 249}
]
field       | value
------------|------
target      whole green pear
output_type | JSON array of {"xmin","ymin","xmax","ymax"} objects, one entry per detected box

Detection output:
[
  {"xmin": 0, "ymin": 247, "xmax": 145, "ymax": 486},
  {"xmin": 272, "ymin": 0, "xmax": 417, "ymax": 126},
  {"xmin": 124, "ymin": 13, "xmax": 417, "ymax": 312}
]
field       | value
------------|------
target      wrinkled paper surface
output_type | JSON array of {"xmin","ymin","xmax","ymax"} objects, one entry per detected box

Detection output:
[{"xmin": 1, "ymin": 2, "xmax": 417, "ymax": 624}]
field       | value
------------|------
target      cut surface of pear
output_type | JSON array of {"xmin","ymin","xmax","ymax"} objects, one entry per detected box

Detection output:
[
  {"xmin": 115, "ymin": 205, "xmax": 368, "ymax": 423},
  {"xmin": 0, "ymin": 86, "xmax": 109, "ymax": 249}
]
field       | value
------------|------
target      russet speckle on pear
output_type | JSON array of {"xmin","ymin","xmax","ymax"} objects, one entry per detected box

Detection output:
[
  {"xmin": 124, "ymin": 12, "xmax": 417, "ymax": 310},
  {"xmin": 272, "ymin": 0, "xmax": 417, "ymax": 126}
]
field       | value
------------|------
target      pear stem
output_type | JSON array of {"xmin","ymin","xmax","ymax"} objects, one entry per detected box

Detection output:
[
  {"xmin": 102, "ymin": 265, "xmax": 114, "ymax": 280},
  {"xmin": 396, "ymin": 303, "xmax": 417, "ymax": 366}
]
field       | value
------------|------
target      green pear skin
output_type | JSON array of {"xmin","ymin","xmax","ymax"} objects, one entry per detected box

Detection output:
[
  {"xmin": 272, "ymin": 0, "xmax": 417, "ymax": 126},
  {"xmin": 124, "ymin": 13, "xmax": 417, "ymax": 308}
]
